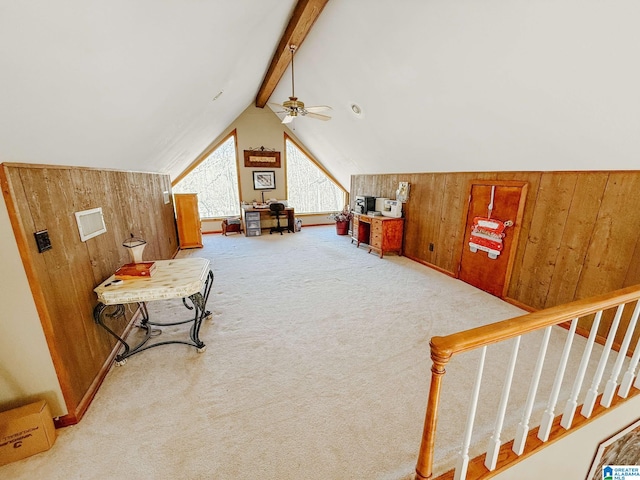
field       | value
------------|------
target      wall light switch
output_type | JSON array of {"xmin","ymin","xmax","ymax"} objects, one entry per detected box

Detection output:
[{"xmin": 34, "ymin": 230, "xmax": 52, "ymax": 253}]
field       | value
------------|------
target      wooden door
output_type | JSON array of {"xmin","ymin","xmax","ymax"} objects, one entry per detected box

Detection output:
[{"xmin": 458, "ymin": 181, "xmax": 527, "ymax": 297}]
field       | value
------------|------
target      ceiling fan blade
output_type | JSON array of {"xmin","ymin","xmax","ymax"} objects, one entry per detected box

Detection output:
[
  {"xmin": 281, "ymin": 115, "xmax": 295, "ymax": 124},
  {"xmin": 304, "ymin": 112, "xmax": 331, "ymax": 121},
  {"xmin": 305, "ymin": 105, "xmax": 333, "ymax": 113}
]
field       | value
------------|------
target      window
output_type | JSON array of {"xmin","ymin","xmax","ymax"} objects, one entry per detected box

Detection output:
[
  {"xmin": 285, "ymin": 136, "xmax": 345, "ymax": 214},
  {"xmin": 172, "ymin": 133, "xmax": 240, "ymax": 218}
]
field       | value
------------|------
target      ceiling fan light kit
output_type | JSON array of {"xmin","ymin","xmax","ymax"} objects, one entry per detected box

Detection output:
[{"xmin": 270, "ymin": 44, "xmax": 332, "ymax": 124}]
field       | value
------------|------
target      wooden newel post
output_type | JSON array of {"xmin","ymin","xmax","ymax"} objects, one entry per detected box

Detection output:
[{"xmin": 415, "ymin": 344, "xmax": 451, "ymax": 480}]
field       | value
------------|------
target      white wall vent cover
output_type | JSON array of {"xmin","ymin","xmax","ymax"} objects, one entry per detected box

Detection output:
[{"xmin": 75, "ymin": 207, "xmax": 107, "ymax": 242}]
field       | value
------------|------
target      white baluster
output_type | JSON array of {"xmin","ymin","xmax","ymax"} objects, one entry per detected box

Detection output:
[
  {"xmin": 620, "ymin": 333, "xmax": 640, "ymax": 397},
  {"xmin": 513, "ymin": 326, "xmax": 552, "ymax": 455},
  {"xmin": 485, "ymin": 336, "xmax": 521, "ymax": 471},
  {"xmin": 455, "ymin": 346, "xmax": 487, "ymax": 480},
  {"xmin": 602, "ymin": 302, "xmax": 640, "ymax": 405},
  {"xmin": 539, "ymin": 318, "xmax": 578, "ymax": 441},
  {"xmin": 581, "ymin": 304, "xmax": 624, "ymax": 418},
  {"xmin": 560, "ymin": 311, "xmax": 602, "ymax": 429}
]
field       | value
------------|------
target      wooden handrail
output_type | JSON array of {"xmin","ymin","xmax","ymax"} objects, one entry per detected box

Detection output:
[
  {"xmin": 416, "ymin": 283, "xmax": 640, "ymax": 480},
  {"xmin": 432, "ymin": 284, "xmax": 640, "ymax": 359}
]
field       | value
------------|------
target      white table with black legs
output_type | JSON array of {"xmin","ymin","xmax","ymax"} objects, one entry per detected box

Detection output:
[{"xmin": 93, "ymin": 258, "xmax": 214, "ymax": 365}]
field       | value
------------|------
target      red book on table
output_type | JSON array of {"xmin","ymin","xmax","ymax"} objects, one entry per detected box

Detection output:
[{"xmin": 114, "ymin": 262, "xmax": 157, "ymax": 280}]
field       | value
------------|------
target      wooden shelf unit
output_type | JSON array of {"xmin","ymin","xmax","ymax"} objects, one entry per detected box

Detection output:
[{"xmin": 174, "ymin": 193, "xmax": 203, "ymax": 249}]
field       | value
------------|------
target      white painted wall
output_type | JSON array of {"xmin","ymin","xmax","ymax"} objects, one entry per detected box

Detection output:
[
  {"xmin": 0, "ymin": 193, "xmax": 66, "ymax": 417},
  {"xmin": 235, "ymin": 104, "xmax": 293, "ymax": 204},
  {"xmin": 493, "ymin": 395, "xmax": 640, "ymax": 479},
  {"xmin": 196, "ymin": 104, "xmax": 338, "ymax": 233}
]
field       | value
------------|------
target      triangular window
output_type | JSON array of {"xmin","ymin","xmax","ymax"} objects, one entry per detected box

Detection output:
[
  {"xmin": 172, "ymin": 132, "xmax": 240, "ymax": 218},
  {"xmin": 285, "ymin": 135, "xmax": 345, "ymax": 214}
]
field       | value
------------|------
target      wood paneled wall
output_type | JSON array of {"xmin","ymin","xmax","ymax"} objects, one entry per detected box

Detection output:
[
  {"xmin": 0, "ymin": 163, "xmax": 178, "ymax": 425},
  {"xmin": 351, "ymin": 171, "xmax": 640, "ymax": 348}
]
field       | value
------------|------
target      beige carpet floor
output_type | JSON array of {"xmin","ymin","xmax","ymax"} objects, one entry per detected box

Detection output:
[{"xmin": 1, "ymin": 225, "xmax": 608, "ymax": 479}]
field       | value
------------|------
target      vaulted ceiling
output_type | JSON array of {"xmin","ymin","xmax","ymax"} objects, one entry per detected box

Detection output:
[{"xmin": 2, "ymin": 1, "xmax": 639, "ymax": 190}]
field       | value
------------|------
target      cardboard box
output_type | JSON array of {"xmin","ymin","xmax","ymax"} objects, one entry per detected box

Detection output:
[{"xmin": 0, "ymin": 400, "xmax": 56, "ymax": 467}]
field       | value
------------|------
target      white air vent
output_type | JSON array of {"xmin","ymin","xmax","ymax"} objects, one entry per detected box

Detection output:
[{"xmin": 75, "ymin": 207, "xmax": 107, "ymax": 242}]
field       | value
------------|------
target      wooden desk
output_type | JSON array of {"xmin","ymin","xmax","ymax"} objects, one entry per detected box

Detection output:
[
  {"xmin": 240, "ymin": 206, "xmax": 295, "ymax": 236},
  {"xmin": 93, "ymin": 258, "xmax": 213, "ymax": 365},
  {"xmin": 351, "ymin": 214, "xmax": 404, "ymax": 258}
]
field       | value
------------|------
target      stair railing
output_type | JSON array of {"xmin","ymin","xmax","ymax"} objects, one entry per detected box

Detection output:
[{"xmin": 415, "ymin": 284, "xmax": 640, "ymax": 480}]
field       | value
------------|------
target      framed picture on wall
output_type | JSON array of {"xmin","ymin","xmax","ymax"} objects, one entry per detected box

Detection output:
[
  {"xmin": 244, "ymin": 149, "xmax": 281, "ymax": 168},
  {"xmin": 586, "ymin": 417, "xmax": 640, "ymax": 480},
  {"xmin": 253, "ymin": 171, "xmax": 276, "ymax": 190}
]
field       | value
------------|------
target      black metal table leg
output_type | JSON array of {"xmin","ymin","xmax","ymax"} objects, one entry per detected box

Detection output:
[{"xmin": 93, "ymin": 269, "xmax": 214, "ymax": 365}]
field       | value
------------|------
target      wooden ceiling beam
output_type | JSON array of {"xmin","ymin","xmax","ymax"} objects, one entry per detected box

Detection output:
[{"xmin": 255, "ymin": 0, "xmax": 329, "ymax": 108}]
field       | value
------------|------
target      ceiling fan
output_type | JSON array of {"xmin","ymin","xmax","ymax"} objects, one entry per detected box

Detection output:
[{"xmin": 271, "ymin": 45, "xmax": 332, "ymax": 124}]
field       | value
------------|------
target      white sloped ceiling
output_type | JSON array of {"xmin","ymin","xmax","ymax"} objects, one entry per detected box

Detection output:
[
  {"xmin": 269, "ymin": 0, "xmax": 640, "ymax": 188},
  {"xmin": 0, "ymin": 0, "xmax": 296, "ymax": 177},
  {"xmin": 2, "ymin": 1, "xmax": 640, "ymax": 190}
]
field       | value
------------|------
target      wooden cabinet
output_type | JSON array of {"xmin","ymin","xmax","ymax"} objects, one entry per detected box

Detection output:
[
  {"xmin": 174, "ymin": 193, "xmax": 203, "ymax": 249},
  {"xmin": 352, "ymin": 214, "xmax": 404, "ymax": 258},
  {"xmin": 369, "ymin": 217, "xmax": 404, "ymax": 258}
]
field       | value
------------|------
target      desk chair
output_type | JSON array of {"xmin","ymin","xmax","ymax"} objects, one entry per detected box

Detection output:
[{"xmin": 269, "ymin": 202, "xmax": 287, "ymax": 235}]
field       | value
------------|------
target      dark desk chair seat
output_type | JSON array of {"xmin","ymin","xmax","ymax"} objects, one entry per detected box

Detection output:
[{"xmin": 269, "ymin": 203, "xmax": 287, "ymax": 235}]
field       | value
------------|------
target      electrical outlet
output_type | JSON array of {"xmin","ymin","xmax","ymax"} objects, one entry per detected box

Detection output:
[
  {"xmin": 34, "ymin": 230, "xmax": 52, "ymax": 253},
  {"xmin": 429, "ymin": 243, "xmax": 434, "ymax": 252}
]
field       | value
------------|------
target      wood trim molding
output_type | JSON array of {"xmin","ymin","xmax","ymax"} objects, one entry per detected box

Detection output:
[
  {"xmin": 403, "ymin": 254, "xmax": 457, "ymax": 278},
  {"xmin": 0, "ymin": 164, "xmax": 77, "ymax": 420},
  {"xmin": 502, "ymin": 296, "xmax": 537, "ymax": 313},
  {"xmin": 284, "ymin": 133, "xmax": 346, "ymax": 194},
  {"xmin": 255, "ymin": 0, "xmax": 330, "ymax": 108},
  {"xmin": 501, "ymin": 182, "xmax": 528, "ymax": 298},
  {"xmin": 53, "ymin": 306, "xmax": 144, "ymax": 428},
  {"xmin": 1, "ymin": 162, "xmax": 160, "ymax": 174},
  {"xmin": 172, "ymin": 130, "xmax": 237, "ymax": 187}
]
